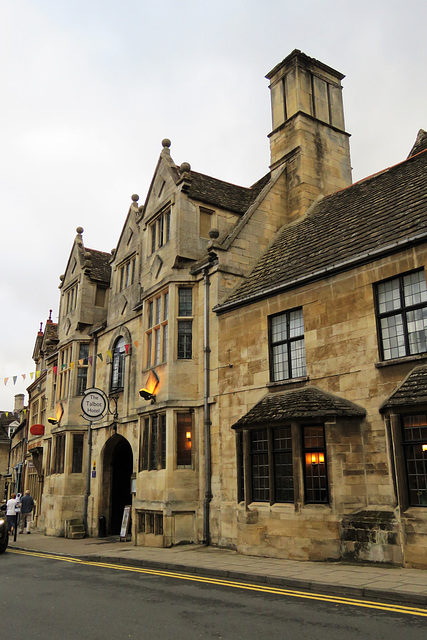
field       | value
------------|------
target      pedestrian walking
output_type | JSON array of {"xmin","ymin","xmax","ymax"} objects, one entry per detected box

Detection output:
[
  {"xmin": 6, "ymin": 493, "xmax": 19, "ymax": 534},
  {"xmin": 19, "ymin": 490, "xmax": 35, "ymax": 534}
]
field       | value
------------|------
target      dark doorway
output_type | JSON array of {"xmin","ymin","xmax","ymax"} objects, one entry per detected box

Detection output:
[{"xmin": 109, "ymin": 437, "xmax": 133, "ymax": 535}]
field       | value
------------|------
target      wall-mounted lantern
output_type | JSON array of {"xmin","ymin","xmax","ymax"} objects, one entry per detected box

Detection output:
[
  {"xmin": 305, "ymin": 452, "xmax": 325, "ymax": 465},
  {"xmin": 139, "ymin": 369, "xmax": 160, "ymax": 403}
]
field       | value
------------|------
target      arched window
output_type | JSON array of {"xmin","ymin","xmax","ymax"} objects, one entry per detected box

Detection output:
[{"xmin": 111, "ymin": 337, "xmax": 126, "ymax": 391}]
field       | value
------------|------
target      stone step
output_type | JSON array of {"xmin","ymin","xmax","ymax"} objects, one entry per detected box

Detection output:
[{"xmin": 69, "ymin": 531, "xmax": 85, "ymax": 539}]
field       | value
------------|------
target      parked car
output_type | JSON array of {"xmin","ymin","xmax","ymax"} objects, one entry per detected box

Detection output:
[{"xmin": 0, "ymin": 502, "xmax": 8, "ymax": 553}]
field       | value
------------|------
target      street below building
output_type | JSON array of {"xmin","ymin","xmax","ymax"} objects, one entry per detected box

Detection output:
[{"xmin": 1, "ymin": 550, "xmax": 426, "ymax": 640}]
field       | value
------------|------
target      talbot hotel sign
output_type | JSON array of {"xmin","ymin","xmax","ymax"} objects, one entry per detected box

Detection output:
[{"xmin": 81, "ymin": 388, "xmax": 108, "ymax": 422}]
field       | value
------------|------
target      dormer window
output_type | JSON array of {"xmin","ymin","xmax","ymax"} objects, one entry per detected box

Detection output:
[
  {"xmin": 150, "ymin": 208, "xmax": 171, "ymax": 254},
  {"xmin": 118, "ymin": 256, "xmax": 136, "ymax": 292}
]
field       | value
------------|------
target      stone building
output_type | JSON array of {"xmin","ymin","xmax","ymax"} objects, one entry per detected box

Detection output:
[
  {"xmin": 24, "ymin": 50, "xmax": 427, "ymax": 567},
  {"xmin": 213, "ymin": 123, "xmax": 427, "ymax": 566}
]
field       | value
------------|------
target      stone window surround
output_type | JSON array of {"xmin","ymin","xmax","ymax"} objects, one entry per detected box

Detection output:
[
  {"xmin": 236, "ymin": 420, "xmax": 330, "ymax": 509},
  {"xmin": 374, "ymin": 268, "xmax": 427, "ymax": 363},
  {"xmin": 387, "ymin": 411, "xmax": 427, "ymax": 511}
]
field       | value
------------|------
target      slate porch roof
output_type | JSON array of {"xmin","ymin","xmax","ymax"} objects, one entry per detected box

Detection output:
[
  {"xmin": 380, "ymin": 365, "xmax": 427, "ymax": 412},
  {"xmin": 187, "ymin": 171, "xmax": 271, "ymax": 215},
  {"xmin": 216, "ymin": 132, "xmax": 427, "ymax": 313},
  {"xmin": 231, "ymin": 386, "xmax": 366, "ymax": 429}
]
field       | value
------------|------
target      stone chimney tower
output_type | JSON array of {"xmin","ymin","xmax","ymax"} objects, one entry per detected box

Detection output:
[
  {"xmin": 14, "ymin": 393, "xmax": 24, "ymax": 413},
  {"xmin": 267, "ymin": 50, "xmax": 352, "ymax": 221}
]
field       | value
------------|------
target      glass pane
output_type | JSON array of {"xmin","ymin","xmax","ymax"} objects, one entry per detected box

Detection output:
[
  {"xmin": 290, "ymin": 339, "xmax": 306, "ymax": 377},
  {"xmin": 404, "ymin": 271, "xmax": 427, "ymax": 307},
  {"xmin": 289, "ymin": 308, "xmax": 304, "ymax": 338},
  {"xmin": 272, "ymin": 344, "xmax": 288, "ymax": 381},
  {"xmin": 271, "ymin": 314, "xmax": 287, "ymax": 344},
  {"xmin": 407, "ymin": 307, "xmax": 427, "ymax": 355},
  {"xmin": 155, "ymin": 297, "xmax": 161, "ymax": 325},
  {"xmin": 377, "ymin": 278, "xmax": 401, "ymax": 313},
  {"xmin": 178, "ymin": 321, "xmax": 192, "ymax": 359},
  {"xmin": 304, "ymin": 426, "xmax": 324, "ymax": 448},
  {"xmin": 178, "ymin": 288, "xmax": 192, "ymax": 316},
  {"xmin": 380, "ymin": 314, "xmax": 405, "ymax": 359}
]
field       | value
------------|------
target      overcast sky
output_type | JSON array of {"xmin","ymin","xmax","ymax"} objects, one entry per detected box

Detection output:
[{"xmin": 0, "ymin": 0, "xmax": 426, "ymax": 411}]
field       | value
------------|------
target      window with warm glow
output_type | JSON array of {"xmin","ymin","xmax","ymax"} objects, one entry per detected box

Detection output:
[
  {"xmin": 177, "ymin": 413, "xmax": 192, "ymax": 467},
  {"xmin": 303, "ymin": 425, "xmax": 328, "ymax": 504}
]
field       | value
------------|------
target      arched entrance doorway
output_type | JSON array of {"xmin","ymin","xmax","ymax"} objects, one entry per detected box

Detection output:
[{"xmin": 102, "ymin": 435, "xmax": 133, "ymax": 535}]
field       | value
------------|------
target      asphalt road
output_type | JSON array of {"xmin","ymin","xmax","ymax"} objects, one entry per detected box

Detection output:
[{"xmin": 1, "ymin": 550, "xmax": 426, "ymax": 640}]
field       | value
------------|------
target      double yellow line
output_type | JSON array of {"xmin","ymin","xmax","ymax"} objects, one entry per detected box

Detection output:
[{"xmin": 10, "ymin": 549, "xmax": 427, "ymax": 618}]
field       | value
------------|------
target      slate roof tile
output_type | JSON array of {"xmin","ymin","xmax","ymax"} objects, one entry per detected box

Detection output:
[
  {"xmin": 85, "ymin": 248, "xmax": 112, "ymax": 284},
  {"xmin": 380, "ymin": 365, "xmax": 427, "ymax": 411},
  {"xmin": 231, "ymin": 386, "xmax": 366, "ymax": 429},
  {"xmin": 218, "ymin": 147, "xmax": 427, "ymax": 310},
  {"xmin": 187, "ymin": 171, "xmax": 271, "ymax": 214}
]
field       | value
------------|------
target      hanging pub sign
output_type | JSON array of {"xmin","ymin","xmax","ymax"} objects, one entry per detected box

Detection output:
[{"xmin": 81, "ymin": 387, "xmax": 108, "ymax": 422}]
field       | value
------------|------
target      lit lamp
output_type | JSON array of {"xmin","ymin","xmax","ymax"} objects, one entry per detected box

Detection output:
[
  {"xmin": 422, "ymin": 444, "xmax": 427, "ymax": 452},
  {"xmin": 305, "ymin": 452, "xmax": 325, "ymax": 465},
  {"xmin": 139, "ymin": 370, "xmax": 160, "ymax": 403},
  {"xmin": 185, "ymin": 430, "xmax": 192, "ymax": 450},
  {"xmin": 47, "ymin": 402, "xmax": 64, "ymax": 426}
]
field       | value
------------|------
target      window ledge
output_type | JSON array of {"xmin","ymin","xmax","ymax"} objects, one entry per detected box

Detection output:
[
  {"xmin": 267, "ymin": 376, "xmax": 309, "ymax": 389},
  {"xmin": 375, "ymin": 353, "xmax": 427, "ymax": 369}
]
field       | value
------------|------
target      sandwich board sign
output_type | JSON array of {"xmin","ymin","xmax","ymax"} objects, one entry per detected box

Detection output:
[
  {"xmin": 120, "ymin": 505, "xmax": 131, "ymax": 541},
  {"xmin": 81, "ymin": 388, "xmax": 108, "ymax": 422}
]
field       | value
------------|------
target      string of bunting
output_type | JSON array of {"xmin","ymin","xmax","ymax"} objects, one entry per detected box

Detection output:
[{"xmin": 3, "ymin": 341, "xmax": 139, "ymax": 387}]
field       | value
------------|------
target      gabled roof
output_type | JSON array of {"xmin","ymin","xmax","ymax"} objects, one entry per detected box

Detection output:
[
  {"xmin": 380, "ymin": 365, "xmax": 427, "ymax": 412},
  {"xmin": 187, "ymin": 171, "xmax": 271, "ymax": 214},
  {"xmin": 231, "ymin": 387, "xmax": 366, "ymax": 429},
  {"xmin": 216, "ymin": 139, "xmax": 427, "ymax": 313}
]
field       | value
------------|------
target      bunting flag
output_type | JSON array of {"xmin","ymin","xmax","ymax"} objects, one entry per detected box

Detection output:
[{"xmin": 1, "ymin": 340, "xmax": 144, "ymax": 388}]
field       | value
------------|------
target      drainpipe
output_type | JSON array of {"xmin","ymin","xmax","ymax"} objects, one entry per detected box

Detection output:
[
  {"xmin": 203, "ymin": 265, "xmax": 212, "ymax": 545},
  {"xmin": 83, "ymin": 331, "xmax": 99, "ymax": 536}
]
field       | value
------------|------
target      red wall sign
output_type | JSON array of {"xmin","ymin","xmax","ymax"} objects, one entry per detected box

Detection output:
[{"xmin": 30, "ymin": 423, "xmax": 45, "ymax": 436}]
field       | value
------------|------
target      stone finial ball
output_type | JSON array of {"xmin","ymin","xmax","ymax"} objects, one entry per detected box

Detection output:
[
  {"xmin": 131, "ymin": 194, "xmax": 139, "ymax": 202},
  {"xmin": 162, "ymin": 138, "xmax": 171, "ymax": 148},
  {"xmin": 209, "ymin": 228, "xmax": 220, "ymax": 239},
  {"xmin": 76, "ymin": 226, "xmax": 84, "ymax": 234},
  {"xmin": 84, "ymin": 252, "xmax": 91, "ymax": 260},
  {"xmin": 59, "ymin": 274, "xmax": 64, "ymax": 281},
  {"xmin": 138, "ymin": 205, "xmax": 144, "ymax": 213},
  {"xmin": 180, "ymin": 162, "xmax": 191, "ymax": 173}
]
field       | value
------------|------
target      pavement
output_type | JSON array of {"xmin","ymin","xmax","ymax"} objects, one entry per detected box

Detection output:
[{"xmin": 8, "ymin": 530, "xmax": 427, "ymax": 608}]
